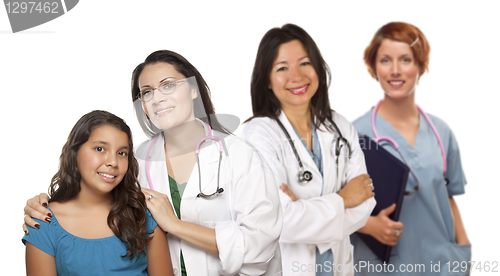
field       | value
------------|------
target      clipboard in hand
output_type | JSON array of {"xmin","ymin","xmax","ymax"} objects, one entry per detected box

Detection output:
[{"xmin": 356, "ymin": 135, "xmax": 409, "ymax": 263}]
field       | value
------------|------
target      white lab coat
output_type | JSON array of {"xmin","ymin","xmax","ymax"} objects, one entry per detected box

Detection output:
[
  {"xmin": 241, "ymin": 112, "xmax": 376, "ymax": 276},
  {"xmin": 135, "ymin": 122, "xmax": 283, "ymax": 276}
]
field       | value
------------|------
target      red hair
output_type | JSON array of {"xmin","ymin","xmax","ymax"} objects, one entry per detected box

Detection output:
[{"xmin": 363, "ymin": 22, "xmax": 430, "ymax": 79}]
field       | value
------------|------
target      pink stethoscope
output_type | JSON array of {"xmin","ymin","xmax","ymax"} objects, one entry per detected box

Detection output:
[
  {"xmin": 371, "ymin": 100, "xmax": 448, "ymax": 196},
  {"xmin": 145, "ymin": 122, "xmax": 225, "ymax": 199}
]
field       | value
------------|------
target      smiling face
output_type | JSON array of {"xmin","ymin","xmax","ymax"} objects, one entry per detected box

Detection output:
[
  {"xmin": 139, "ymin": 62, "xmax": 197, "ymax": 131},
  {"xmin": 376, "ymin": 39, "xmax": 420, "ymax": 99},
  {"xmin": 269, "ymin": 40, "xmax": 319, "ymax": 111},
  {"xmin": 76, "ymin": 125, "xmax": 129, "ymax": 196}
]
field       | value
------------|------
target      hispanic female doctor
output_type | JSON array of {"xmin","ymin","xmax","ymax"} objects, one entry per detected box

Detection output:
[
  {"xmin": 242, "ymin": 24, "xmax": 376, "ymax": 276},
  {"xmin": 23, "ymin": 50, "xmax": 283, "ymax": 276}
]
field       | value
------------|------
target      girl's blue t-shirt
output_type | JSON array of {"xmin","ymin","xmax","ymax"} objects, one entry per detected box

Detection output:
[{"xmin": 22, "ymin": 207, "xmax": 157, "ymax": 276}]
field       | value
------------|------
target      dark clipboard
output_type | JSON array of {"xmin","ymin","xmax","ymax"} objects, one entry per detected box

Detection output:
[{"xmin": 356, "ymin": 135, "xmax": 409, "ymax": 263}]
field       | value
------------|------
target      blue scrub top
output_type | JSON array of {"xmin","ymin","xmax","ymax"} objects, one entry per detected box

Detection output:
[
  {"xmin": 350, "ymin": 109, "xmax": 471, "ymax": 275},
  {"xmin": 23, "ymin": 207, "xmax": 157, "ymax": 276}
]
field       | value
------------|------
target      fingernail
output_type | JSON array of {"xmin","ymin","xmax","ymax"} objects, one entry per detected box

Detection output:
[
  {"xmin": 42, "ymin": 203, "xmax": 48, "ymax": 207},
  {"xmin": 24, "ymin": 230, "xmax": 28, "ymax": 235},
  {"xmin": 48, "ymin": 213, "xmax": 52, "ymax": 217},
  {"xmin": 35, "ymin": 224, "xmax": 40, "ymax": 229},
  {"xmin": 45, "ymin": 217, "xmax": 51, "ymax": 222}
]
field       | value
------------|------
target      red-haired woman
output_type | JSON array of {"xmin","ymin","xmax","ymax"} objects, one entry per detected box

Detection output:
[{"xmin": 351, "ymin": 22, "xmax": 471, "ymax": 275}]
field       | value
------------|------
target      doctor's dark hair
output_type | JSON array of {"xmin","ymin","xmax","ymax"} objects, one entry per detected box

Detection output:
[
  {"xmin": 48, "ymin": 110, "xmax": 150, "ymax": 260},
  {"xmin": 246, "ymin": 24, "xmax": 336, "ymax": 131},
  {"xmin": 131, "ymin": 50, "xmax": 229, "ymax": 138},
  {"xmin": 364, "ymin": 22, "xmax": 430, "ymax": 79}
]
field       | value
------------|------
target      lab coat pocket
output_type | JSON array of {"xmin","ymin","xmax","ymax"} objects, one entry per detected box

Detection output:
[
  {"xmin": 337, "ymin": 243, "xmax": 354, "ymax": 276},
  {"xmin": 344, "ymin": 243, "xmax": 354, "ymax": 265},
  {"xmin": 194, "ymin": 192, "xmax": 231, "ymax": 223}
]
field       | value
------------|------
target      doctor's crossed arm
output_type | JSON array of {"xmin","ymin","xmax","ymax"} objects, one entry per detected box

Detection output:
[
  {"xmin": 280, "ymin": 173, "xmax": 374, "ymax": 209},
  {"xmin": 279, "ymin": 184, "xmax": 297, "ymax": 202},
  {"xmin": 243, "ymin": 116, "xmax": 375, "ymax": 246}
]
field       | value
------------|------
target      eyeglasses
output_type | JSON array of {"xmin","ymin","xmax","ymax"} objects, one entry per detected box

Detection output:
[{"xmin": 137, "ymin": 79, "xmax": 187, "ymax": 102}]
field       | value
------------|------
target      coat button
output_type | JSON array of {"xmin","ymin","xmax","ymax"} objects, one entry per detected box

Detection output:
[
  {"xmin": 310, "ymin": 245, "xmax": 315, "ymax": 251},
  {"xmin": 173, "ymin": 268, "xmax": 179, "ymax": 275}
]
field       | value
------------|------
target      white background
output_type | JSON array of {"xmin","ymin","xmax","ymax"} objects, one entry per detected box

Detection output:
[{"xmin": 1, "ymin": 0, "xmax": 498, "ymax": 275}]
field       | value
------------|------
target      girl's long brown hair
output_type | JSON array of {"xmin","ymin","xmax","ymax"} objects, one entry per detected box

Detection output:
[{"xmin": 49, "ymin": 110, "xmax": 151, "ymax": 259}]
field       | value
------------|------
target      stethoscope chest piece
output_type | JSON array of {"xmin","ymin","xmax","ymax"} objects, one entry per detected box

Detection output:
[
  {"xmin": 298, "ymin": 170, "xmax": 313, "ymax": 184},
  {"xmin": 197, "ymin": 187, "xmax": 224, "ymax": 198}
]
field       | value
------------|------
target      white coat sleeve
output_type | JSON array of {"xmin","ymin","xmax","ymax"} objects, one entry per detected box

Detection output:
[
  {"xmin": 317, "ymin": 120, "xmax": 376, "ymax": 253},
  {"xmin": 242, "ymin": 120, "xmax": 348, "ymax": 246},
  {"xmin": 215, "ymin": 143, "xmax": 282, "ymax": 276}
]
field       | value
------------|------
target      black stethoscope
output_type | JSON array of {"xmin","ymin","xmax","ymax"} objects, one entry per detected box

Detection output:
[{"xmin": 276, "ymin": 118, "xmax": 352, "ymax": 185}]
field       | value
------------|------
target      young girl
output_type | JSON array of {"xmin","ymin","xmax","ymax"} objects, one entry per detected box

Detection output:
[{"xmin": 22, "ymin": 110, "xmax": 173, "ymax": 276}]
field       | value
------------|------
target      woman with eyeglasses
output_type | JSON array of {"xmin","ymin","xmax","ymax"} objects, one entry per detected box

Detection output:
[
  {"xmin": 350, "ymin": 22, "xmax": 470, "ymax": 275},
  {"xmin": 23, "ymin": 50, "xmax": 283, "ymax": 276},
  {"xmin": 242, "ymin": 24, "xmax": 376, "ymax": 276}
]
